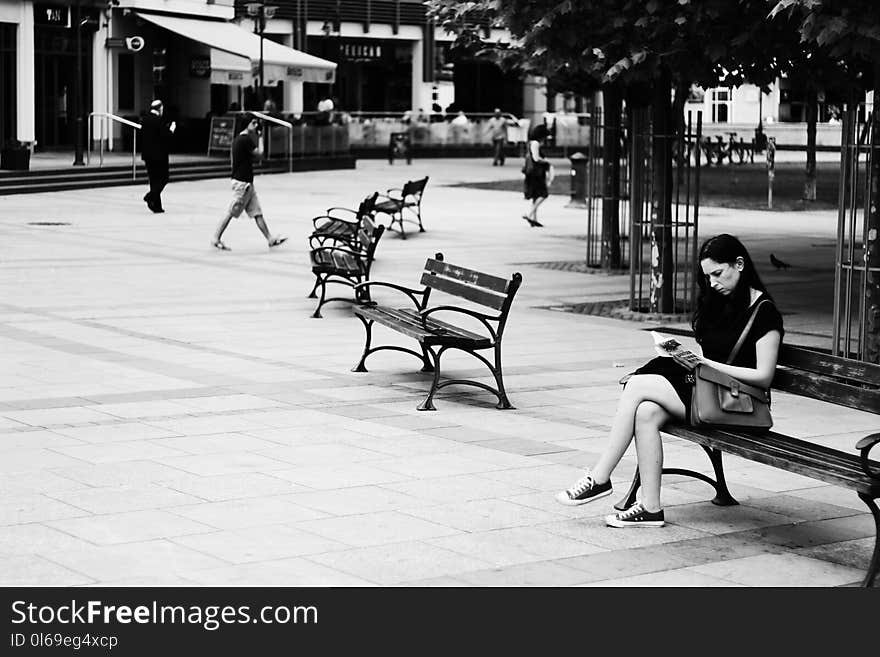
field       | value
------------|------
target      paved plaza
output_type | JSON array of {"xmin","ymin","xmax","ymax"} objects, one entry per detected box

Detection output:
[{"xmin": 0, "ymin": 156, "xmax": 874, "ymax": 587}]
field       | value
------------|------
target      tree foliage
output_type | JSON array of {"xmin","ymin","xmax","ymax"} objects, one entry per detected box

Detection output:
[{"xmin": 427, "ymin": 0, "xmax": 807, "ymax": 94}]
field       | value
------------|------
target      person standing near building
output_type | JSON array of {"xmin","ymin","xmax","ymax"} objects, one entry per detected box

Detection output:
[
  {"xmin": 211, "ymin": 114, "xmax": 287, "ymax": 251},
  {"xmin": 487, "ymin": 108, "xmax": 512, "ymax": 166},
  {"xmin": 140, "ymin": 100, "xmax": 175, "ymax": 213}
]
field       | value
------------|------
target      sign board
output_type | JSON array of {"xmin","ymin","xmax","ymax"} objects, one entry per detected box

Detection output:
[
  {"xmin": 34, "ymin": 4, "xmax": 70, "ymax": 28},
  {"xmin": 190, "ymin": 55, "xmax": 210, "ymax": 78},
  {"xmin": 207, "ymin": 116, "xmax": 235, "ymax": 156}
]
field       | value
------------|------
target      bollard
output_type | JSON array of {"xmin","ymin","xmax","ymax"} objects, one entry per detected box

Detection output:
[
  {"xmin": 566, "ymin": 151, "xmax": 588, "ymax": 208},
  {"xmin": 766, "ymin": 137, "xmax": 776, "ymax": 209}
]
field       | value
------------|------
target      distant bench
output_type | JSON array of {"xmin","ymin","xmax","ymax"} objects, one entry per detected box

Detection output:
[
  {"xmin": 373, "ymin": 176, "xmax": 429, "ymax": 240},
  {"xmin": 308, "ymin": 210, "xmax": 384, "ymax": 319},
  {"xmin": 351, "ymin": 254, "xmax": 522, "ymax": 411},
  {"xmin": 616, "ymin": 344, "xmax": 880, "ymax": 587}
]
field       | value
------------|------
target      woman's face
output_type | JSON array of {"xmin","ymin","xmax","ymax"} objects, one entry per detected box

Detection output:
[{"xmin": 700, "ymin": 256, "xmax": 744, "ymax": 296}]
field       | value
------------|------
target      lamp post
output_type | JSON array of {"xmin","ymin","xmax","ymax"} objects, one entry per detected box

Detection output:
[{"xmin": 245, "ymin": 3, "xmax": 277, "ymax": 107}]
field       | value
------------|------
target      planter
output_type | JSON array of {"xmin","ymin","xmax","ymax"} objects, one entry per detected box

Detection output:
[{"xmin": 1, "ymin": 147, "xmax": 30, "ymax": 171}]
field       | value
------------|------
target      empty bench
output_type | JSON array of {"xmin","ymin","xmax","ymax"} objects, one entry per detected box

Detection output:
[
  {"xmin": 615, "ymin": 344, "xmax": 880, "ymax": 587},
  {"xmin": 351, "ymin": 254, "xmax": 522, "ymax": 411},
  {"xmin": 310, "ymin": 192, "xmax": 379, "ymax": 250},
  {"xmin": 308, "ymin": 212, "xmax": 384, "ymax": 319},
  {"xmin": 373, "ymin": 176, "xmax": 429, "ymax": 240}
]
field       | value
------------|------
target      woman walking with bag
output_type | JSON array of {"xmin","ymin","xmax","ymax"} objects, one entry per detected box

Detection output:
[
  {"xmin": 555, "ymin": 234, "xmax": 784, "ymax": 527},
  {"xmin": 522, "ymin": 124, "xmax": 552, "ymax": 227}
]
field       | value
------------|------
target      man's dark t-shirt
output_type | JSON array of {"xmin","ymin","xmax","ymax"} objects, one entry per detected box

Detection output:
[{"xmin": 231, "ymin": 133, "xmax": 256, "ymax": 182}]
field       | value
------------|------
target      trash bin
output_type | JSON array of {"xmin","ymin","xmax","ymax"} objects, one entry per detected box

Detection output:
[
  {"xmin": 566, "ymin": 152, "xmax": 588, "ymax": 208},
  {"xmin": 1, "ymin": 141, "xmax": 30, "ymax": 171}
]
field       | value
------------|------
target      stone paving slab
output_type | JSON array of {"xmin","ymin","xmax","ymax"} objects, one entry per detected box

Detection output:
[{"xmin": 0, "ymin": 157, "xmax": 872, "ymax": 586}]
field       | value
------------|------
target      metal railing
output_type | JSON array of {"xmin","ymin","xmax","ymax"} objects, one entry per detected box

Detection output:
[
  {"xmin": 87, "ymin": 112, "xmax": 142, "ymax": 179},
  {"xmin": 250, "ymin": 110, "xmax": 293, "ymax": 172}
]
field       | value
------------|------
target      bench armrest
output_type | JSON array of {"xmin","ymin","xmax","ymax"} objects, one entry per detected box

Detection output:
[
  {"xmin": 312, "ymin": 214, "xmax": 359, "ymax": 228},
  {"xmin": 353, "ymin": 281, "xmax": 428, "ymax": 309},
  {"xmin": 421, "ymin": 305, "xmax": 497, "ymax": 340},
  {"xmin": 856, "ymin": 432, "xmax": 880, "ymax": 481}
]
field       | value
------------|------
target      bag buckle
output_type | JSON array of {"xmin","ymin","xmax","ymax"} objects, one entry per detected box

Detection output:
[{"xmin": 729, "ymin": 379, "xmax": 740, "ymax": 397}]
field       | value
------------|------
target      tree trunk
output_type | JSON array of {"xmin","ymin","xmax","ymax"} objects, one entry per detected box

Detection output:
[
  {"xmin": 804, "ymin": 87, "xmax": 818, "ymax": 202},
  {"xmin": 601, "ymin": 84, "xmax": 622, "ymax": 269},
  {"xmin": 865, "ymin": 68, "xmax": 880, "ymax": 363},
  {"xmin": 650, "ymin": 70, "xmax": 674, "ymax": 313},
  {"xmin": 673, "ymin": 82, "xmax": 688, "ymax": 186}
]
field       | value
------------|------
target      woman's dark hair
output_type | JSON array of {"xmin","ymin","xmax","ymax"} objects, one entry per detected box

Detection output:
[
  {"xmin": 529, "ymin": 123, "xmax": 549, "ymax": 141},
  {"xmin": 692, "ymin": 234, "xmax": 771, "ymax": 339}
]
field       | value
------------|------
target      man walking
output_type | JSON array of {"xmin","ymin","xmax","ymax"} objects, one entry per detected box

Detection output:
[
  {"xmin": 140, "ymin": 100, "xmax": 175, "ymax": 213},
  {"xmin": 487, "ymin": 108, "xmax": 511, "ymax": 166},
  {"xmin": 211, "ymin": 113, "xmax": 287, "ymax": 251}
]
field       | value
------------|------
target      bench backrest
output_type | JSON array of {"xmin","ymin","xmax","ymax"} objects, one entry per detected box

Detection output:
[
  {"xmin": 419, "ymin": 254, "xmax": 522, "ymax": 333},
  {"xmin": 401, "ymin": 176, "xmax": 429, "ymax": 201},
  {"xmin": 357, "ymin": 191, "xmax": 379, "ymax": 218},
  {"xmin": 358, "ymin": 215, "xmax": 384, "ymax": 259},
  {"xmin": 774, "ymin": 345, "xmax": 880, "ymax": 414}
]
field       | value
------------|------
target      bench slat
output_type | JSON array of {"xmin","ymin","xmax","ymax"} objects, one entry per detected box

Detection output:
[
  {"xmin": 354, "ymin": 306, "xmax": 492, "ymax": 347},
  {"xmin": 665, "ymin": 425, "xmax": 878, "ymax": 494},
  {"xmin": 778, "ymin": 345, "xmax": 880, "ymax": 386},
  {"xmin": 424, "ymin": 258, "xmax": 509, "ymax": 293},
  {"xmin": 419, "ymin": 273, "xmax": 508, "ymax": 310},
  {"xmin": 773, "ymin": 368, "xmax": 880, "ymax": 414}
]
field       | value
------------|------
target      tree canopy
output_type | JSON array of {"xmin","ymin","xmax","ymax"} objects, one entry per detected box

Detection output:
[{"xmin": 427, "ymin": 0, "xmax": 810, "ymax": 94}]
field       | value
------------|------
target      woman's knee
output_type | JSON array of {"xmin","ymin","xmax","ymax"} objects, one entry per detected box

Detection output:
[{"xmin": 634, "ymin": 400, "xmax": 667, "ymax": 430}]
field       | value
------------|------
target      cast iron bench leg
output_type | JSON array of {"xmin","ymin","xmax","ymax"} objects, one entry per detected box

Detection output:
[
  {"xmin": 311, "ymin": 274, "xmax": 328, "ymax": 319},
  {"xmin": 705, "ymin": 447, "xmax": 739, "ymax": 506},
  {"xmin": 491, "ymin": 345, "xmax": 514, "ymax": 409},
  {"xmin": 419, "ymin": 345, "xmax": 435, "ymax": 373},
  {"xmin": 307, "ymin": 277, "xmax": 320, "ymax": 299},
  {"xmin": 417, "ymin": 346, "xmax": 444, "ymax": 411},
  {"xmin": 858, "ymin": 493, "xmax": 880, "ymax": 587},
  {"xmin": 352, "ymin": 315, "xmax": 373, "ymax": 372}
]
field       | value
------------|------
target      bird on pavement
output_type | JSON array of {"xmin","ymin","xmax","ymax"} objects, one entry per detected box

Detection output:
[{"xmin": 770, "ymin": 253, "xmax": 791, "ymax": 270}]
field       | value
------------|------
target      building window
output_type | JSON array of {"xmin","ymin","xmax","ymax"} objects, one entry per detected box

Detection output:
[{"xmin": 710, "ymin": 88, "xmax": 731, "ymax": 123}]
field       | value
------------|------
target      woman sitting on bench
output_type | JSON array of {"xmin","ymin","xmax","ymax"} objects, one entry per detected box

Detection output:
[{"xmin": 555, "ymin": 234, "xmax": 784, "ymax": 527}]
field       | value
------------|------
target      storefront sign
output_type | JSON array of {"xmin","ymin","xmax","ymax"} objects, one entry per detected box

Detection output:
[
  {"xmin": 228, "ymin": 72, "xmax": 243, "ymax": 81},
  {"xmin": 34, "ymin": 4, "xmax": 70, "ymax": 28},
  {"xmin": 340, "ymin": 43, "xmax": 383, "ymax": 62},
  {"xmin": 190, "ymin": 56, "xmax": 210, "ymax": 78},
  {"xmin": 208, "ymin": 116, "xmax": 235, "ymax": 155},
  {"xmin": 286, "ymin": 67, "xmax": 303, "ymax": 79}
]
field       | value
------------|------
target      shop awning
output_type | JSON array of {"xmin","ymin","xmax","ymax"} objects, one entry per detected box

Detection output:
[{"xmin": 136, "ymin": 12, "xmax": 336, "ymax": 85}]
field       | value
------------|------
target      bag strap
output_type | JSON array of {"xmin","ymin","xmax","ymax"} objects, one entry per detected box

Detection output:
[{"xmin": 726, "ymin": 298, "xmax": 771, "ymax": 364}]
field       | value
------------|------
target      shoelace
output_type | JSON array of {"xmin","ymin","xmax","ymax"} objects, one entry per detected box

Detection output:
[
  {"xmin": 567, "ymin": 475, "xmax": 595, "ymax": 498},
  {"xmin": 617, "ymin": 502, "xmax": 646, "ymax": 520}
]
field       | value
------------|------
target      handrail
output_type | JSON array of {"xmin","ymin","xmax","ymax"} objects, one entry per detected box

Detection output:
[
  {"xmin": 88, "ymin": 112, "xmax": 142, "ymax": 180},
  {"xmin": 250, "ymin": 110, "xmax": 293, "ymax": 173}
]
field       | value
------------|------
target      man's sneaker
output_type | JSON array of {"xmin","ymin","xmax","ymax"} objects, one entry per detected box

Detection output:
[
  {"xmin": 605, "ymin": 501, "xmax": 665, "ymax": 528},
  {"xmin": 554, "ymin": 474, "xmax": 613, "ymax": 506}
]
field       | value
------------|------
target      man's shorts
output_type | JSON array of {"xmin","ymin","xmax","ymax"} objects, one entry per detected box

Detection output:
[{"xmin": 228, "ymin": 180, "xmax": 263, "ymax": 218}]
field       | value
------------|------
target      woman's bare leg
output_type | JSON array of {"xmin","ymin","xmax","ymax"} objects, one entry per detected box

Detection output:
[
  {"xmin": 632, "ymin": 400, "xmax": 674, "ymax": 511},
  {"xmin": 589, "ymin": 375, "xmax": 685, "ymax": 485}
]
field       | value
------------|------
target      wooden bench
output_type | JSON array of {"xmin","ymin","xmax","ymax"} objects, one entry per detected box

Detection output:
[
  {"xmin": 310, "ymin": 191, "xmax": 379, "ymax": 250},
  {"xmin": 373, "ymin": 176, "xmax": 429, "ymax": 240},
  {"xmin": 351, "ymin": 254, "xmax": 522, "ymax": 411},
  {"xmin": 615, "ymin": 344, "xmax": 880, "ymax": 587},
  {"xmin": 308, "ymin": 214, "xmax": 384, "ymax": 319}
]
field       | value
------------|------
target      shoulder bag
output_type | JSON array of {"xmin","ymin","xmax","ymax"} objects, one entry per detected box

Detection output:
[{"xmin": 690, "ymin": 299, "xmax": 774, "ymax": 430}]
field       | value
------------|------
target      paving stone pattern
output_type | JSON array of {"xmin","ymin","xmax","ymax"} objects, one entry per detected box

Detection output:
[{"xmin": 0, "ymin": 157, "xmax": 870, "ymax": 586}]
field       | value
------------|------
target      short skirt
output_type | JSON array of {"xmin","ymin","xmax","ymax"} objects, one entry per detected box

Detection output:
[{"xmin": 628, "ymin": 356, "xmax": 694, "ymax": 423}]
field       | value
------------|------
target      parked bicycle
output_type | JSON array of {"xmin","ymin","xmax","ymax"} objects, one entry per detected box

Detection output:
[{"xmin": 701, "ymin": 132, "xmax": 753, "ymax": 166}]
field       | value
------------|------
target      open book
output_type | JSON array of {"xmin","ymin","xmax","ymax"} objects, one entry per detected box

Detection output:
[{"xmin": 651, "ymin": 331, "xmax": 702, "ymax": 370}]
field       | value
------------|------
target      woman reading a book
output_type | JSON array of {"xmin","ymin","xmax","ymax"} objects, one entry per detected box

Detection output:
[{"xmin": 556, "ymin": 234, "xmax": 784, "ymax": 527}]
